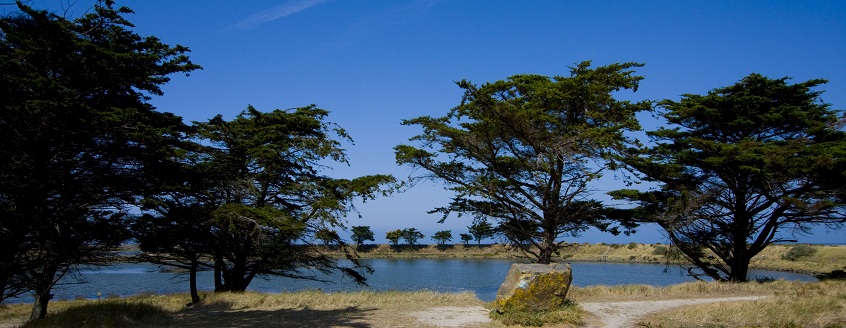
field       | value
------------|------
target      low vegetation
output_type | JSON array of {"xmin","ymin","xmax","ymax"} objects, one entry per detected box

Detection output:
[
  {"xmin": 341, "ymin": 243, "xmax": 846, "ymax": 276},
  {"xmin": 635, "ymin": 280, "xmax": 846, "ymax": 328},
  {"xmin": 1, "ymin": 290, "xmax": 485, "ymax": 328}
]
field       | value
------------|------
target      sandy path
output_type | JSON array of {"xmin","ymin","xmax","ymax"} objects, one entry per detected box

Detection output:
[
  {"xmin": 411, "ymin": 296, "xmax": 766, "ymax": 328},
  {"xmin": 579, "ymin": 296, "xmax": 766, "ymax": 328}
]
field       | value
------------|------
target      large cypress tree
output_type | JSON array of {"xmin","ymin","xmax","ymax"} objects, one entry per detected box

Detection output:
[
  {"xmin": 0, "ymin": 1, "xmax": 199, "ymax": 319},
  {"xmin": 612, "ymin": 74, "xmax": 846, "ymax": 282}
]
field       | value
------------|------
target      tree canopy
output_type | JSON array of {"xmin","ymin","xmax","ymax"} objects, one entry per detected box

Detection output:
[
  {"xmin": 351, "ymin": 226, "xmax": 376, "ymax": 247},
  {"xmin": 395, "ymin": 61, "xmax": 650, "ymax": 263},
  {"xmin": 468, "ymin": 219, "xmax": 496, "ymax": 246},
  {"xmin": 136, "ymin": 106, "xmax": 396, "ymax": 293},
  {"xmin": 432, "ymin": 230, "xmax": 453, "ymax": 246},
  {"xmin": 0, "ymin": 1, "xmax": 199, "ymax": 319},
  {"xmin": 611, "ymin": 73, "xmax": 846, "ymax": 282}
]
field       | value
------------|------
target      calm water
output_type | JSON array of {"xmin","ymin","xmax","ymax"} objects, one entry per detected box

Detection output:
[{"xmin": 14, "ymin": 259, "xmax": 815, "ymax": 303}]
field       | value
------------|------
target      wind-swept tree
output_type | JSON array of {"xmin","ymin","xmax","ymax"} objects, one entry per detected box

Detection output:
[
  {"xmin": 395, "ymin": 62, "xmax": 649, "ymax": 263},
  {"xmin": 612, "ymin": 74, "xmax": 846, "ymax": 282},
  {"xmin": 401, "ymin": 228, "xmax": 425, "ymax": 248},
  {"xmin": 460, "ymin": 233, "xmax": 473, "ymax": 245},
  {"xmin": 351, "ymin": 226, "xmax": 376, "ymax": 247},
  {"xmin": 468, "ymin": 219, "xmax": 496, "ymax": 246},
  {"xmin": 188, "ymin": 106, "xmax": 394, "ymax": 292},
  {"xmin": 432, "ymin": 230, "xmax": 453, "ymax": 246},
  {"xmin": 0, "ymin": 1, "xmax": 198, "ymax": 318},
  {"xmin": 386, "ymin": 229, "xmax": 402, "ymax": 247}
]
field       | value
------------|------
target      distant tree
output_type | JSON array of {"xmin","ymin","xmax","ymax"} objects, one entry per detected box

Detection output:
[
  {"xmin": 401, "ymin": 228, "xmax": 425, "ymax": 247},
  {"xmin": 468, "ymin": 219, "xmax": 496, "ymax": 246},
  {"xmin": 395, "ymin": 62, "xmax": 648, "ymax": 263},
  {"xmin": 351, "ymin": 226, "xmax": 376, "ymax": 247},
  {"xmin": 459, "ymin": 233, "xmax": 474, "ymax": 245},
  {"xmin": 612, "ymin": 74, "xmax": 846, "ymax": 282},
  {"xmin": 432, "ymin": 230, "xmax": 453, "ymax": 246},
  {"xmin": 386, "ymin": 229, "xmax": 403, "ymax": 247},
  {"xmin": 0, "ymin": 1, "xmax": 199, "ymax": 318}
]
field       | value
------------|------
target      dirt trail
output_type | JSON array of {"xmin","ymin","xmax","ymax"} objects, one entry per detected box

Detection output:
[
  {"xmin": 411, "ymin": 296, "xmax": 766, "ymax": 328},
  {"xmin": 579, "ymin": 296, "xmax": 765, "ymax": 328}
]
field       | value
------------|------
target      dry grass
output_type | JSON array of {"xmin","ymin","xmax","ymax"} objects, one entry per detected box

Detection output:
[
  {"xmin": 568, "ymin": 280, "xmax": 773, "ymax": 302},
  {"xmin": 1, "ymin": 290, "xmax": 490, "ymax": 328},
  {"xmin": 4, "ymin": 281, "xmax": 846, "ymax": 327},
  {"xmin": 636, "ymin": 280, "xmax": 846, "ymax": 328}
]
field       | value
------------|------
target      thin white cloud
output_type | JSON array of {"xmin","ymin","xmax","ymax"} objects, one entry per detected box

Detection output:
[{"xmin": 234, "ymin": 0, "xmax": 328, "ymax": 30}]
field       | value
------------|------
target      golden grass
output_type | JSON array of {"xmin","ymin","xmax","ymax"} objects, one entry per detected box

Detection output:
[
  {"xmin": 636, "ymin": 280, "xmax": 846, "ymax": 328},
  {"xmin": 568, "ymin": 280, "xmax": 773, "ymax": 302},
  {"xmin": 4, "ymin": 281, "xmax": 846, "ymax": 328},
  {"xmin": 1, "ymin": 290, "xmax": 488, "ymax": 328}
]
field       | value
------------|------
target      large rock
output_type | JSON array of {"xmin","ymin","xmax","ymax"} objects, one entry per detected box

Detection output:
[{"xmin": 493, "ymin": 263, "xmax": 572, "ymax": 313}]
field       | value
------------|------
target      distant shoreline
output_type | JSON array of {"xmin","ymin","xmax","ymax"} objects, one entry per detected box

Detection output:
[{"xmin": 329, "ymin": 243, "xmax": 846, "ymax": 276}]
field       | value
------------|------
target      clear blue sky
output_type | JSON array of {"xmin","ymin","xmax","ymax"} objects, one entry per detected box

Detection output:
[{"xmin": 19, "ymin": 0, "xmax": 846, "ymax": 244}]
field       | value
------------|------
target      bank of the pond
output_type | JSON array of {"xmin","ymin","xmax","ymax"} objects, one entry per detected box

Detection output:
[
  {"xmin": 13, "ymin": 258, "xmax": 815, "ymax": 305},
  {"xmin": 341, "ymin": 243, "xmax": 846, "ymax": 276}
]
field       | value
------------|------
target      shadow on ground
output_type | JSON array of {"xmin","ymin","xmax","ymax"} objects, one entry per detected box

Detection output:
[{"xmin": 175, "ymin": 305, "xmax": 376, "ymax": 328}]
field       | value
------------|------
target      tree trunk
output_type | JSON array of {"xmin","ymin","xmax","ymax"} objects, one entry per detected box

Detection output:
[
  {"xmin": 30, "ymin": 289, "xmax": 51, "ymax": 321},
  {"xmin": 29, "ymin": 265, "xmax": 58, "ymax": 321},
  {"xmin": 729, "ymin": 255, "xmax": 750, "ymax": 282},
  {"xmin": 189, "ymin": 259, "xmax": 200, "ymax": 304},
  {"xmin": 213, "ymin": 255, "xmax": 224, "ymax": 292}
]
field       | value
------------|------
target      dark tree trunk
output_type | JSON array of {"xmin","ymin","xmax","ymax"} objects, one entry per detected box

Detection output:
[
  {"xmin": 189, "ymin": 259, "xmax": 200, "ymax": 304},
  {"xmin": 537, "ymin": 247, "xmax": 553, "ymax": 264},
  {"xmin": 213, "ymin": 254, "xmax": 224, "ymax": 292},
  {"xmin": 29, "ymin": 265, "xmax": 57, "ymax": 321},
  {"xmin": 729, "ymin": 254, "xmax": 751, "ymax": 282}
]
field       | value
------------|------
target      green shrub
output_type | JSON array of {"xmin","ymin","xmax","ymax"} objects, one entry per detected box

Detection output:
[
  {"xmin": 652, "ymin": 245, "xmax": 668, "ymax": 255},
  {"xmin": 782, "ymin": 244, "xmax": 817, "ymax": 261},
  {"xmin": 627, "ymin": 242, "xmax": 639, "ymax": 249}
]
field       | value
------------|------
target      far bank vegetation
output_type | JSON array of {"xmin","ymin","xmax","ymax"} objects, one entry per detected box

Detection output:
[{"xmin": 329, "ymin": 243, "xmax": 846, "ymax": 276}]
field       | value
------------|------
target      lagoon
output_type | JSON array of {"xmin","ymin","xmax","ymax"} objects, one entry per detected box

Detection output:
[{"xmin": 24, "ymin": 259, "xmax": 815, "ymax": 303}]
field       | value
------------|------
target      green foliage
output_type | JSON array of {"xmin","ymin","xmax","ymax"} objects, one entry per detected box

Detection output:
[
  {"xmin": 401, "ymin": 228, "xmax": 425, "ymax": 247},
  {"xmin": 612, "ymin": 73, "xmax": 846, "ymax": 282},
  {"xmin": 459, "ymin": 233, "xmax": 473, "ymax": 245},
  {"xmin": 782, "ymin": 245, "xmax": 818, "ymax": 261},
  {"xmin": 385, "ymin": 229, "xmax": 402, "ymax": 246},
  {"xmin": 468, "ymin": 219, "xmax": 496, "ymax": 245},
  {"xmin": 176, "ymin": 107, "xmax": 394, "ymax": 292},
  {"xmin": 350, "ymin": 226, "xmax": 375, "ymax": 246},
  {"xmin": 396, "ymin": 62, "xmax": 649, "ymax": 264},
  {"xmin": 0, "ymin": 0, "xmax": 198, "ymax": 316},
  {"xmin": 627, "ymin": 242, "xmax": 639, "ymax": 249},
  {"xmin": 432, "ymin": 230, "xmax": 453, "ymax": 246}
]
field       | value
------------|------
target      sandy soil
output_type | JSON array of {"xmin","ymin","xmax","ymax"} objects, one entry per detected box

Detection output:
[{"xmin": 410, "ymin": 296, "xmax": 766, "ymax": 328}]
